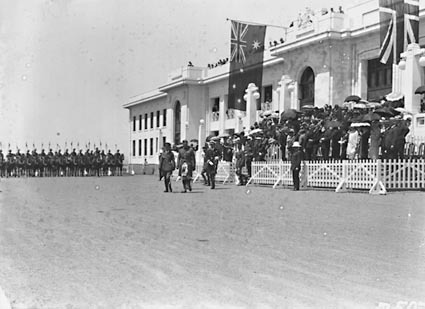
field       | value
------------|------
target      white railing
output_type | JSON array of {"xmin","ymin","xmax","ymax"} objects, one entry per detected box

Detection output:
[{"xmin": 248, "ymin": 159, "xmax": 425, "ymax": 194}]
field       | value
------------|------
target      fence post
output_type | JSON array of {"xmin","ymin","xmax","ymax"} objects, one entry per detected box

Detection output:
[
  {"xmin": 335, "ymin": 160, "xmax": 348, "ymax": 193},
  {"xmin": 301, "ymin": 161, "xmax": 308, "ymax": 189},
  {"xmin": 369, "ymin": 159, "xmax": 387, "ymax": 195}
]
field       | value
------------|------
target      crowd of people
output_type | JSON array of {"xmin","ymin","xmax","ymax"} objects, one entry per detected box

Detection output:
[
  {"xmin": 0, "ymin": 148, "xmax": 124, "ymax": 177},
  {"xmin": 158, "ymin": 97, "xmax": 416, "ymax": 192}
]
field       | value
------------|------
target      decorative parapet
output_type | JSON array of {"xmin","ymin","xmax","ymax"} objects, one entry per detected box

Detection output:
[{"xmin": 166, "ymin": 66, "xmax": 205, "ymax": 83}]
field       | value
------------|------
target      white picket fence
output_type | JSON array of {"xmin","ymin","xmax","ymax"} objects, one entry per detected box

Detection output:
[
  {"xmin": 247, "ymin": 159, "xmax": 425, "ymax": 194},
  {"xmin": 171, "ymin": 158, "xmax": 425, "ymax": 194}
]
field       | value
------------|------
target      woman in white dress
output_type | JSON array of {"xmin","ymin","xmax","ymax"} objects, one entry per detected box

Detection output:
[{"xmin": 346, "ymin": 126, "xmax": 360, "ymax": 160}]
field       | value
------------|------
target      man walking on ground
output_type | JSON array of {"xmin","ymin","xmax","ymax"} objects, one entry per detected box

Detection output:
[
  {"xmin": 177, "ymin": 140, "xmax": 196, "ymax": 193},
  {"xmin": 290, "ymin": 141, "xmax": 304, "ymax": 191},
  {"xmin": 159, "ymin": 143, "xmax": 175, "ymax": 193}
]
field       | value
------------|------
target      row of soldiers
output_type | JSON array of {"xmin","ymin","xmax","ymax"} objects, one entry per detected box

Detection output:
[{"xmin": 0, "ymin": 148, "xmax": 124, "ymax": 177}]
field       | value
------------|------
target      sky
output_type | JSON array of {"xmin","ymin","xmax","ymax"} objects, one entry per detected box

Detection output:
[{"xmin": 0, "ymin": 0, "xmax": 356, "ymax": 154}]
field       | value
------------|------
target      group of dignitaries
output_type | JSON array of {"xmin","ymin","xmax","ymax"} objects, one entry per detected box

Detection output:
[
  {"xmin": 159, "ymin": 139, "xmax": 223, "ymax": 193},
  {"xmin": 0, "ymin": 148, "xmax": 125, "ymax": 177}
]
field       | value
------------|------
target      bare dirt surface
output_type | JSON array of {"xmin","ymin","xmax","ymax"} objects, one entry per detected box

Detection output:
[{"xmin": 0, "ymin": 175, "xmax": 424, "ymax": 309}]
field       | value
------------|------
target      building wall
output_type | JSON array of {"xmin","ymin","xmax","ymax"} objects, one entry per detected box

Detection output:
[
  {"xmin": 129, "ymin": 96, "xmax": 169, "ymax": 165},
  {"xmin": 125, "ymin": 0, "xmax": 425, "ymax": 163}
]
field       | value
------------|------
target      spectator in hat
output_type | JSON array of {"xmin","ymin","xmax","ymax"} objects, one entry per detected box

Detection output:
[{"xmin": 290, "ymin": 141, "xmax": 304, "ymax": 191}]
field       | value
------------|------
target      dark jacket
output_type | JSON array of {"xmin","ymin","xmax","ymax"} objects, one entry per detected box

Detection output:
[
  {"xmin": 159, "ymin": 151, "xmax": 175, "ymax": 172},
  {"xmin": 290, "ymin": 149, "xmax": 304, "ymax": 171}
]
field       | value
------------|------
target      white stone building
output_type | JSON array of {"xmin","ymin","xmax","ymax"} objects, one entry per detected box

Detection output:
[{"xmin": 124, "ymin": 0, "xmax": 425, "ymax": 168}]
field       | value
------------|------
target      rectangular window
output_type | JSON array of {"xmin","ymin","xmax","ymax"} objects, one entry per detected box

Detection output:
[
  {"xmin": 150, "ymin": 138, "xmax": 153, "ymax": 155},
  {"xmin": 263, "ymin": 85, "xmax": 273, "ymax": 103},
  {"xmin": 417, "ymin": 117, "xmax": 425, "ymax": 126},
  {"xmin": 144, "ymin": 113, "xmax": 148, "ymax": 130},
  {"xmin": 155, "ymin": 137, "xmax": 158, "ymax": 153},
  {"xmin": 132, "ymin": 140, "xmax": 136, "ymax": 156},
  {"xmin": 132, "ymin": 116, "xmax": 136, "ymax": 131},
  {"xmin": 139, "ymin": 115, "xmax": 142, "ymax": 130},
  {"xmin": 150, "ymin": 112, "xmax": 154, "ymax": 128},
  {"xmin": 162, "ymin": 136, "xmax": 166, "ymax": 148},
  {"xmin": 138, "ymin": 139, "xmax": 142, "ymax": 156},
  {"xmin": 144, "ymin": 139, "xmax": 147, "ymax": 156},
  {"xmin": 163, "ymin": 109, "xmax": 167, "ymax": 126},
  {"xmin": 156, "ymin": 110, "xmax": 160, "ymax": 127}
]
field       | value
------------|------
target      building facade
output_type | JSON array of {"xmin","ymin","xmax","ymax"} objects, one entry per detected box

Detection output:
[{"xmin": 124, "ymin": 0, "xmax": 425, "ymax": 167}]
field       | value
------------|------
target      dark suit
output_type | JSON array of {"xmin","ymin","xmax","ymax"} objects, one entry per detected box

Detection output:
[
  {"xmin": 290, "ymin": 148, "xmax": 304, "ymax": 190},
  {"xmin": 159, "ymin": 150, "xmax": 175, "ymax": 192}
]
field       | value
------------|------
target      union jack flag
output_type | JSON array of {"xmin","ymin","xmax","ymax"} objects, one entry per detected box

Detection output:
[
  {"xmin": 379, "ymin": 0, "xmax": 419, "ymax": 64},
  {"xmin": 231, "ymin": 21, "xmax": 249, "ymax": 64}
]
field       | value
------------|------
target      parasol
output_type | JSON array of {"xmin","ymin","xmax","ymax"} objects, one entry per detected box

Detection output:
[
  {"xmin": 248, "ymin": 128, "xmax": 263, "ymax": 135},
  {"xmin": 353, "ymin": 102, "xmax": 368, "ymax": 109},
  {"xmin": 281, "ymin": 109, "xmax": 300, "ymax": 120},
  {"xmin": 350, "ymin": 122, "xmax": 370, "ymax": 127},
  {"xmin": 415, "ymin": 85, "xmax": 425, "ymax": 94},
  {"xmin": 394, "ymin": 107, "xmax": 412, "ymax": 114},
  {"xmin": 385, "ymin": 92, "xmax": 404, "ymax": 102},
  {"xmin": 344, "ymin": 95, "xmax": 361, "ymax": 102},
  {"xmin": 366, "ymin": 102, "xmax": 382, "ymax": 109},
  {"xmin": 301, "ymin": 104, "xmax": 315, "ymax": 109},
  {"xmin": 373, "ymin": 107, "xmax": 400, "ymax": 118},
  {"xmin": 261, "ymin": 110, "xmax": 273, "ymax": 117}
]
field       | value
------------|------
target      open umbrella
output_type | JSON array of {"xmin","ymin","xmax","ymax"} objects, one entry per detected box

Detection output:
[
  {"xmin": 353, "ymin": 102, "xmax": 368, "ymax": 109},
  {"xmin": 415, "ymin": 85, "xmax": 425, "ymax": 94},
  {"xmin": 385, "ymin": 92, "xmax": 404, "ymax": 102},
  {"xmin": 248, "ymin": 128, "xmax": 262, "ymax": 135},
  {"xmin": 344, "ymin": 95, "xmax": 361, "ymax": 102},
  {"xmin": 281, "ymin": 109, "xmax": 300, "ymax": 120},
  {"xmin": 366, "ymin": 102, "xmax": 382, "ymax": 109},
  {"xmin": 301, "ymin": 104, "xmax": 315, "ymax": 109},
  {"xmin": 260, "ymin": 110, "xmax": 273, "ymax": 117},
  {"xmin": 350, "ymin": 122, "xmax": 370, "ymax": 127},
  {"xmin": 374, "ymin": 107, "xmax": 400, "ymax": 118},
  {"xmin": 394, "ymin": 107, "xmax": 412, "ymax": 114}
]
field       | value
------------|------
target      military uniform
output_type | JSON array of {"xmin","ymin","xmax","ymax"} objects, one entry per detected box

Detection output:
[
  {"xmin": 177, "ymin": 141, "xmax": 196, "ymax": 192},
  {"xmin": 159, "ymin": 144, "xmax": 175, "ymax": 192}
]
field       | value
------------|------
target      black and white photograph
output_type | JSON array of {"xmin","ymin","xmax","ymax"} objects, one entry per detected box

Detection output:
[{"xmin": 1, "ymin": 0, "xmax": 425, "ymax": 307}]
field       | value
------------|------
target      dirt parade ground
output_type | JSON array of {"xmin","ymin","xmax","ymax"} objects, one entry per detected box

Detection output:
[{"xmin": 0, "ymin": 175, "xmax": 424, "ymax": 309}]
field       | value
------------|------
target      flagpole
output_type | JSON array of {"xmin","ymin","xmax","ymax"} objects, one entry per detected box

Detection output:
[{"xmin": 226, "ymin": 18, "xmax": 287, "ymax": 29}]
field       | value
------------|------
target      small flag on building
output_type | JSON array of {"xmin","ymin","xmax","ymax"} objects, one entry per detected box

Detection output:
[
  {"xmin": 227, "ymin": 20, "xmax": 266, "ymax": 111},
  {"xmin": 379, "ymin": 0, "xmax": 419, "ymax": 64}
]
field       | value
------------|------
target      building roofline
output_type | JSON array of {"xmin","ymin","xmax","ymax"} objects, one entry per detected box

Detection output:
[{"xmin": 123, "ymin": 90, "xmax": 167, "ymax": 109}]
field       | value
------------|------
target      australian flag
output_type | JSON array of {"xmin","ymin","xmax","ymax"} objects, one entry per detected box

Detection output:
[
  {"xmin": 228, "ymin": 20, "xmax": 266, "ymax": 111},
  {"xmin": 379, "ymin": 0, "xmax": 419, "ymax": 64}
]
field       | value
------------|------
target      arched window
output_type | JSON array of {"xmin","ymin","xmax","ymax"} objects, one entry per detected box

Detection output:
[
  {"xmin": 174, "ymin": 101, "xmax": 181, "ymax": 145},
  {"xmin": 299, "ymin": 67, "xmax": 315, "ymax": 107}
]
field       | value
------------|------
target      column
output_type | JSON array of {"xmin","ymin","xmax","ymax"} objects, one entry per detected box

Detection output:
[
  {"xmin": 400, "ymin": 43, "xmax": 422, "ymax": 113},
  {"xmin": 197, "ymin": 119, "xmax": 205, "ymax": 163},
  {"xmin": 243, "ymin": 83, "xmax": 260, "ymax": 129},
  {"xmin": 181, "ymin": 104, "xmax": 188, "ymax": 141},
  {"xmin": 277, "ymin": 75, "xmax": 292, "ymax": 112},
  {"xmin": 219, "ymin": 96, "xmax": 225, "ymax": 135}
]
